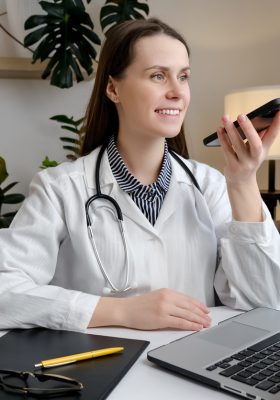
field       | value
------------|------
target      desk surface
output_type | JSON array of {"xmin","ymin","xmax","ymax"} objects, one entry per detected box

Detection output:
[{"xmin": 0, "ymin": 306, "xmax": 241, "ymax": 400}]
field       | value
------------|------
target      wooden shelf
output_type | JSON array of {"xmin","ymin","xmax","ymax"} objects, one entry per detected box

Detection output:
[
  {"xmin": 0, "ymin": 57, "xmax": 48, "ymax": 79},
  {"xmin": 0, "ymin": 57, "xmax": 97, "ymax": 80}
]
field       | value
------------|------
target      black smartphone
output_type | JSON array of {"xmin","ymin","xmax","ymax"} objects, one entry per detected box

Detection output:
[{"xmin": 203, "ymin": 98, "xmax": 280, "ymax": 147}]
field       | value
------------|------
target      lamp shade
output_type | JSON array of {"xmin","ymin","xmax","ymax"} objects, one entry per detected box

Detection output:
[{"xmin": 224, "ymin": 86, "xmax": 280, "ymax": 160}]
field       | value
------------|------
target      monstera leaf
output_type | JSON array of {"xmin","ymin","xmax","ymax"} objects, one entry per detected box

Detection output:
[
  {"xmin": 100, "ymin": 0, "xmax": 149, "ymax": 35},
  {"xmin": 24, "ymin": 0, "xmax": 101, "ymax": 88},
  {"xmin": 23, "ymin": 0, "xmax": 149, "ymax": 88}
]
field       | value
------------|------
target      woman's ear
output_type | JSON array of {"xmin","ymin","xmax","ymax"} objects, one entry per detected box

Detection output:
[{"xmin": 106, "ymin": 76, "xmax": 119, "ymax": 103}]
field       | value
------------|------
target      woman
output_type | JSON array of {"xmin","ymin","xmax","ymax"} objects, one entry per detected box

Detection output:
[{"xmin": 0, "ymin": 18, "xmax": 279, "ymax": 332}]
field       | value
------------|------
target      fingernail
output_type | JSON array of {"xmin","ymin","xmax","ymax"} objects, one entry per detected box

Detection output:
[
  {"xmin": 221, "ymin": 115, "xmax": 230, "ymax": 128},
  {"xmin": 222, "ymin": 114, "xmax": 230, "ymax": 122},
  {"xmin": 238, "ymin": 114, "xmax": 247, "ymax": 122}
]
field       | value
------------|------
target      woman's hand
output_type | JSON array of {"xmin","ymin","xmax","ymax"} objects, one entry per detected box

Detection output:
[
  {"xmin": 217, "ymin": 111, "xmax": 280, "ymax": 221},
  {"xmin": 89, "ymin": 288, "xmax": 211, "ymax": 331},
  {"xmin": 217, "ymin": 111, "xmax": 280, "ymax": 185}
]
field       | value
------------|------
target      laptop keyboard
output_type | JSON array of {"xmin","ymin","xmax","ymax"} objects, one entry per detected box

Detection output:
[{"xmin": 206, "ymin": 332, "xmax": 280, "ymax": 395}]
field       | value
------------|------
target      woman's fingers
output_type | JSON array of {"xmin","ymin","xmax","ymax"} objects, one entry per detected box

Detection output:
[
  {"xmin": 173, "ymin": 290, "xmax": 210, "ymax": 314},
  {"xmin": 168, "ymin": 303, "xmax": 211, "ymax": 328},
  {"xmin": 217, "ymin": 126, "xmax": 237, "ymax": 161},
  {"xmin": 120, "ymin": 288, "xmax": 212, "ymax": 331},
  {"xmin": 236, "ymin": 114, "xmax": 263, "ymax": 159},
  {"xmin": 157, "ymin": 288, "xmax": 210, "ymax": 322},
  {"xmin": 217, "ymin": 115, "xmax": 265, "ymax": 185},
  {"xmin": 173, "ymin": 294, "xmax": 211, "ymax": 326},
  {"xmin": 261, "ymin": 111, "xmax": 280, "ymax": 152},
  {"xmin": 220, "ymin": 115, "xmax": 261, "ymax": 161},
  {"xmin": 166, "ymin": 315, "xmax": 205, "ymax": 331},
  {"xmin": 219, "ymin": 111, "xmax": 280, "ymax": 162}
]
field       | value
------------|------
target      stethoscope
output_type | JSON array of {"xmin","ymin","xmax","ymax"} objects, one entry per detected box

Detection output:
[{"xmin": 85, "ymin": 143, "xmax": 201, "ymax": 294}]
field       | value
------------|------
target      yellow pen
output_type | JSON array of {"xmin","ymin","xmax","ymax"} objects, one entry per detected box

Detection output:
[{"xmin": 34, "ymin": 347, "xmax": 124, "ymax": 368}]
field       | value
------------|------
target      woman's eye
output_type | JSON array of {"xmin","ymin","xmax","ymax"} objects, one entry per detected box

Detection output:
[
  {"xmin": 152, "ymin": 73, "xmax": 164, "ymax": 81},
  {"xmin": 178, "ymin": 74, "xmax": 189, "ymax": 82}
]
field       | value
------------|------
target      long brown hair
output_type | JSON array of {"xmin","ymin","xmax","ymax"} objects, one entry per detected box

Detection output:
[{"xmin": 81, "ymin": 18, "xmax": 190, "ymax": 158}]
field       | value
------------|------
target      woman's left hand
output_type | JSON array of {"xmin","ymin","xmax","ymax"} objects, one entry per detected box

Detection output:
[
  {"xmin": 217, "ymin": 111, "xmax": 280, "ymax": 221},
  {"xmin": 217, "ymin": 111, "xmax": 280, "ymax": 185}
]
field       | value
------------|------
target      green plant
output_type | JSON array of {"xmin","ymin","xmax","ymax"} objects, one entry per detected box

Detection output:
[
  {"xmin": 40, "ymin": 156, "xmax": 59, "ymax": 169},
  {"xmin": 0, "ymin": 157, "xmax": 25, "ymax": 228},
  {"xmin": 40, "ymin": 115, "xmax": 84, "ymax": 168},
  {"xmin": 51, "ymin": 114, "xmax": 84, "ymax": 160},
  {"xmin": 24, "ymin": 0, "xmax": 149, "ymax": 88},
  {"xmin": 31, "ymin": 0, "xmax": 149, "ymax": 166}
]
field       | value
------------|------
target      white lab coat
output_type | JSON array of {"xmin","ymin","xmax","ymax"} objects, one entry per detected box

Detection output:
[{"xmin": 0, "ymin": 147, "xmax": 279, "ymax": 331}]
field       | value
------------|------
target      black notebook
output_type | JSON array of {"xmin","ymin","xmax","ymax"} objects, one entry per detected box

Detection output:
[{"xmin": 0, "ymin": 328, "xmax": 149, "ymax": 400}]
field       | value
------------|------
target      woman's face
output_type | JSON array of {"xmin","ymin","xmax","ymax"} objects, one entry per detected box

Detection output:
[{"xmin": 107, "ymin": 34, "xmax": 190, "ymax": 142}]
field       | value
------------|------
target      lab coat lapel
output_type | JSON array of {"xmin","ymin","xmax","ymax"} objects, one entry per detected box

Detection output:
[
  {"xmin": 154, "ymin": 156, "xmax": 194, "ymax": 232},
  {"xmin": 154, "ymin": 171, "xmax": 179, "ymax": 231},
  {"xmin": 110, "ymin": 184, "xmax": 160, "ymax": 235}
]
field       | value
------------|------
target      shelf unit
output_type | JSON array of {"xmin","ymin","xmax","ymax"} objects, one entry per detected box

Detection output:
[
  {"xmin": 0, "ymin": 57, "xmax": 49, "ymax": 79},
  {"xmin": 0, "ymin": 57, "xmax": 97, "ymax": 80}
]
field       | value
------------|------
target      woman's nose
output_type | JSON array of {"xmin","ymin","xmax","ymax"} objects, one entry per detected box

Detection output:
[{"xmin": 166, "ymin": 79, "xmax": 184, "ymax": 99}]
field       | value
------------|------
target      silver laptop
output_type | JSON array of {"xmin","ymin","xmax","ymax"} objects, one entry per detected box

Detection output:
[{"xmin": 147, "ymin": 308, "xmax": 280, "ymax": 400}]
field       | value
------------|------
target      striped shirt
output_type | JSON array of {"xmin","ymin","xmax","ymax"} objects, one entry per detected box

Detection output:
[{"xmin": 107, "ymin": 136, "xmax": 172, "ymax": 225}]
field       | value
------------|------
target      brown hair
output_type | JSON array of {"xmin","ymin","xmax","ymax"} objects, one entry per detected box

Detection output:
[{"xmin": 81, "ymin": 18, "xmax": 190, "ymax": 158}]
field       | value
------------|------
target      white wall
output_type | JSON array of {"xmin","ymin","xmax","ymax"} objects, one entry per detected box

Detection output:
[
  {"xmin": 1, "ymin": 0, "xmax": 280, "ymax": 216},
  {"xmin": 1, "ymin": 78, "xmax": 92, "ymax": 192}
]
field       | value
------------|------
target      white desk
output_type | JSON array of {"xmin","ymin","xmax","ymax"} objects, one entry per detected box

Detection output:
[
  {"xmin": 0, "ymin": 306, "xmax": 242, "ymax": 399},
  {"xmin": 90, "ymin": 306, "xmax": 241, "ymax": 400}
]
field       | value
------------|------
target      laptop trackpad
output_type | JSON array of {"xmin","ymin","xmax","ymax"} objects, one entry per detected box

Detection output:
[{"xmin": 200, "ymin": 321, "xmax": 269, "ymax": 350}]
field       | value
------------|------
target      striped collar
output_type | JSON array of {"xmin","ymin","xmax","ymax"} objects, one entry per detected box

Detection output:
[{"xmin": 107, "ymin": 136, "xmax": 172, "ymax": 196}]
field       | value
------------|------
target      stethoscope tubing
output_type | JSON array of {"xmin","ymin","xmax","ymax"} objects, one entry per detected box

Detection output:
[{"xmin": 85, "ymin": 143, "xmax": 201, "ymax": 293}]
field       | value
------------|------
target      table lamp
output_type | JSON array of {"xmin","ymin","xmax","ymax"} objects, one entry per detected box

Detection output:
[{"xmin": 224, "ymin": 86, "xmax": 280, "ymax": 220}]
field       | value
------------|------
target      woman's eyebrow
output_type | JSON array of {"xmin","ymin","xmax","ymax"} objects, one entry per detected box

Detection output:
[{"xmin": 144, "ymin": 65, "xmax": 190, "ymax": 72}]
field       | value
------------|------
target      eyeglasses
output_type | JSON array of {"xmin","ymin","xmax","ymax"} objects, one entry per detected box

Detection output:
[{"xmin": 0, "ymin": 369, "xmax": 83, "ymax": 397}]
